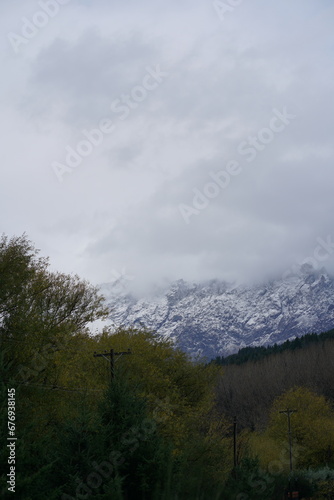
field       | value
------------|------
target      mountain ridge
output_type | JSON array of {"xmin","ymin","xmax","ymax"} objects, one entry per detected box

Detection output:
[{"xmin": 100, "ymin": 264, "xmax": 334, "ymax": 359}]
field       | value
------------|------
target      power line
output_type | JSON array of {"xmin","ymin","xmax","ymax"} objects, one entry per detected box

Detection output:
[
  {"xmin": 3, "ymin": 379, "xmax": 105, "ymax": 393},
  {"xmin": 0, "ymin": 338, "xmax": 101, "ymax": 353},
  {"xmin": 0, "ymin": 339, "xmax": 159, "ymax": 356},
  {"xmin": 1, "ymin": 338, "xmax": 149, "ymax": 355}
]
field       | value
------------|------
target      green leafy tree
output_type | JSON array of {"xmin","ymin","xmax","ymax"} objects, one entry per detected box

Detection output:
[
  {"xmin": 0, "ymin": 234, "xmax": 232, "ymax": 499},
  {"xmin": 267, "ymin": 387, "xmax": 334, "ymax": 468},
  {"xmin": 0, "ymin": 234, "xmax": 108, "ymax": 392}
]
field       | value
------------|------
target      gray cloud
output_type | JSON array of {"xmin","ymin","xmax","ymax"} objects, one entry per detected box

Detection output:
[{"xmin": 1, "ymin": 0, "xmax": 334, "ymax": 294}]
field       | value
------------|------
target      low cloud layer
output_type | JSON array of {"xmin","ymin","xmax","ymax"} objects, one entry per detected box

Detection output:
[{"xmin": 1, "ymin": 0, "xmax": 334, "ymax": 294}]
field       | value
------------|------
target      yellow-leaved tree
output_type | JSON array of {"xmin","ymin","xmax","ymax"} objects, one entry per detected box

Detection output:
[{"xmin": 266, "ymin": 387, "xmax": 334, "ymax": 469}]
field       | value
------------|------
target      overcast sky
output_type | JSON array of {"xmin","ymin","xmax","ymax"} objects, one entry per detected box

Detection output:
[{"xmin": 1, "ymin": 0, "xmax": 334, "ymax": 294}]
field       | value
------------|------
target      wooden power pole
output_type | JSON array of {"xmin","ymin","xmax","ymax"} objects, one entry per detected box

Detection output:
[
  {"xmin": 233, "ymin": 416, "xmax": 237, "ymax": 469},
  {"xmin": 279, "ymin": 408, "xmax": 297, "ymax": 472},
  {"xmin": 93, "ymin": 348, "xmax": 131, "ymax": 382}
]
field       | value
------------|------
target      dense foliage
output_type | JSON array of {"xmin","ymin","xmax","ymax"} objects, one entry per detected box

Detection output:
[
  {"xmin": 0, "ymin": 234, "xmax": 229, "ymax": 499},
  {"xmin": 1, "ymin": 234, "xmax": 334, "ymax": 499}
]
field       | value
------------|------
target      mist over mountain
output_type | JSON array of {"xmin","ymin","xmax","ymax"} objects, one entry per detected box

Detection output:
[{"xmin": 99, "ymin": 264, "xmax": 334, "ymax": 359}]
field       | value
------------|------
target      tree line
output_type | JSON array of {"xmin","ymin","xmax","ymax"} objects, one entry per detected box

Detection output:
[{"xmin": 211, "ymin": 328, "xmax": 334, "ymax": 366}]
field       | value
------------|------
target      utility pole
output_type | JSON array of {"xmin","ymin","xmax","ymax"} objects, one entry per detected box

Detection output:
[
  {"xmin": 233, "ymin": 416, "xmax": 237, "ymax": 469},
  {"xmin": 93, "ymin": 348, "xmax": 131, "ymax": 383},
  {"xmin": 279, "ymin": 408, "xmax": 297, "ymax": 472}
]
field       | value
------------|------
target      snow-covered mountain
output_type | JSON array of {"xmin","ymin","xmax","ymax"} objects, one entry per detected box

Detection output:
[{"xmin": 99, "ymin": 264, "xmax": 334, "ymax": 359}]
